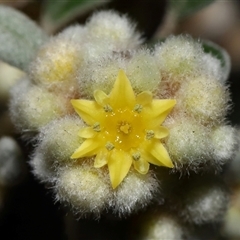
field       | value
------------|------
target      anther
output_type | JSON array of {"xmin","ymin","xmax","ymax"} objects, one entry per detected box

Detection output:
[
  {"xmin": 93, "ymin": 122, "xmax": 101, "ymax": 132},
  {"xmin": 134, "ymin": 104, "xmax": 143, "ymax": 113},
  {"xmin": 132, "ymin": 152, "xmax": 141, "ymax": 161},
  {"xmin": 146, "ymin": 130, "xmax": 155, "ymax": 140},
  {"xmin": 103, "ymin": 104, "xmax": 113, "ymax": 112},
  {"xmin": 105, "ymin": 142, "xmax": 115, "ymax": 151}
]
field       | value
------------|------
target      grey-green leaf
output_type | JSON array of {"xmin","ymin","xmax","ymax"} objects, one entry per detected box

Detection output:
[
  {"xmin": 170, "ymin": 0, "xmax": 216, "ymax": 19},
  {"xmin": 42, "ymin": 0, "xmax": 109, "ymax": 33},
  {"xmin": 0, "ymin": 5, "xmax": 48, "ymax": 71}
]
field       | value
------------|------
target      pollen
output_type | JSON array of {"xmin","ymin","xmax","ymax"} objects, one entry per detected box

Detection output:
[{"xmin": 71, "ymin": 70, "xmax": 176, "ymax": 189}]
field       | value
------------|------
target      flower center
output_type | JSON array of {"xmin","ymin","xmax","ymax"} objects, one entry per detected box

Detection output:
[
  {"xmin": 102, "ymin": 108, "xmax": 144, "ymax": 151},
  {"xmin": 70, "ymin": 69, "xmax": 176, "ymax": 189}
]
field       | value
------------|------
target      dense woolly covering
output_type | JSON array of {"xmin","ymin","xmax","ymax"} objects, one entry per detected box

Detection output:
[
  {"xmin": 135, "ymin": 211, "xmax": 189, "ymax": 240},
  {"xmin": 112, "ymin": 170, "xmax": 159, "ymax": 216},
  {"xmin": 55, "ymin": 163, "xmax": 159, "ymax": 217},
  {"xmin": 78, "ymin": 49, "xmax": 161, "ymax": 98},
  {"xmin": 178, "ymin": 177, "xmax": 229, "ymax": 224},
  {"xmin": 55, "ymin": 162, "xmax": 112, "ymax": 217},
  {"xmin": 9, "ymin": 10, "xmax": 236, "ymax": 218}
]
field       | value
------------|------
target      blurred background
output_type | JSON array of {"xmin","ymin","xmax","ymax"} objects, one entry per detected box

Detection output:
[{"xmin": 0, "ymin": 0, "xmax": 240, "ymax": 239}]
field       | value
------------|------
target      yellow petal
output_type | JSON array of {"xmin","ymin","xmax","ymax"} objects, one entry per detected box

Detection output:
[
  {"xmin": 148, "ymin": 140, "xmax": 174, "ymax": 168},
  {"xmin": 144, "ymin": 99, "xmax": 176, "ymax": 127},
  {"xmin": 154, "ymin": 126, "xmax": 169, "ymax": 139},
  {"xmin": 108, "ymin": 149, "xmax": 132, "ymax": 189},
  {"xmin": 109, "ymin": 70, "xmax": 135, "ymax": 109},
  {"xmin": 140, "ymin": 148, "xmax": 165, "ymax": 167},
  {"xmin": 78, "ymin": 127, "xmax": 97, "ymax": 138},
  {"xmin": 71, "ymin": 139, "xmax": 100, "ymax": 159},
  {"xmin": 94, "ymin": 149, "xmax": 108, "ymax": 168},
  {"xmin": 71, "ymin": 99, "xmax": 102, "ymax": 125},
  {"xmin": 136, "ymin": 91, "xmax": 152, "ymax": 106},
  {"xmin": 94, "ymin": 90, "xmax": 109, "ymax": 106},
  {"xmin": 133, "ymin": 158, "xmax": 149, "ymax": 174}
]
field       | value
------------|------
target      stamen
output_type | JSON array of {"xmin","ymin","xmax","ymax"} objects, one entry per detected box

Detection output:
[
  {"xmin": 104, "ymin": 104, "xmax": 113, "ymax": 112},
  {"xmin": 146, "ymin": 130, "xmax": 155, "ymax": 140},
  {"xmin": 93, "ymin": 122, "xmax": 101, "ymax": 132},
  {"xmin": 105, "ymin": 142, "xmax": 115, "ymax": 151},
  {"xmin": 134, "ymin": 104, "xmax": 143, "ymax": 113},
  {"xmin": 132, "ymin": 152, "xmax": 141, "ymax": 161}
]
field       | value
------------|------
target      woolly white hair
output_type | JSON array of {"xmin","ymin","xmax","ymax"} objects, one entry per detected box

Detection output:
[
  {"xmin": 179, "ymin": 178, "xmax": 229, "ymax": 224},
  {"xmin": 136, "ymin": 211, "xmax": 189, "ymax": 240}
]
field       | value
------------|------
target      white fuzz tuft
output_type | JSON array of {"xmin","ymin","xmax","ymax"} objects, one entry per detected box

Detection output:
[
  {"xmin": 200, "ymin": 53, "xmax": 225, "ymax": 83},
  {"xmin": 38, "ymin": 116, "xmax": 85, "ymax": 163},
  {"xmin": 126, "ymin": 49, "xmax": 161, "ymax": 94},
  {"xmin": 138, "ymin": 211, "xmax": 189, "ymax": 240},
  {"xmin": 201, "ymin": 40, "xmax": 231, "ymax": 83},
  {"xmin": 178, "ymin": 75, "xmax": 229, "ymax": 124},
  {"xmin": 30, "ymin": 150, "xmax": 57, "ymax": 183},
  {"xmin": 10, "ymin": 79, "xmax": 65, "ymax": 132},
  {"xmin": 29, "ymin": 30, "xmax": 84, "ymax": 93},
  {"xmin": 112, "ymin": 170, "xmax": 159, "ymax": 216},
  {"xmin": 165, "ymin": 117, "xmax": 211, "ymax": 168},
  {"xmin": 78, "ymin": 55, "xmax": 123, "ymax": 99},
  {"xmin": 57, "ymin": 25, "xmax": 86, "ymax": 42},
  {"xmin": 155, "ymin": 35, "xmax": 203, "ymax": 77},
  {"xmin": 180, "ymin": 178, "xmax": 229, "ymax": 224},
  {"xmin": 55, "ymin": 162, "xmax": 112, "ymax": 217},
  {"xmin": 211, "ymin": 125, "xmax": 237, "ymax": 163},
  {"xmin": 78, "ymin": 48, "xmax": 161, "ymax": 98},
  {"xmin": 85, "ymin": 11, "xmax": 142, "ymax": 59}
]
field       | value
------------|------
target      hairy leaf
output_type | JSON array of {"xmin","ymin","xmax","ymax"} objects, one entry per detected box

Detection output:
[{"xmin": 0, "ymin": 5, "xmax": 48, "ymax": 71}]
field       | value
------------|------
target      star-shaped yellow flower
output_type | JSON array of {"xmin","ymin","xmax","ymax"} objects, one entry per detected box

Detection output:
[{"xmin": 71, "ymin": 70, "xmax": 176, "ymax": 189}]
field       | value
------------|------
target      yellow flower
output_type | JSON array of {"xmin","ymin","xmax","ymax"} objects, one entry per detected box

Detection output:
[{"xmin": 71, "ymin": 70, "xmax": 176, "ymax": 189}]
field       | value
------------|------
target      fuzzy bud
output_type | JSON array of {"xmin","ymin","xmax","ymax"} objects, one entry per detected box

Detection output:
[
  {"xmin": 55, "ymin": 162, "xmax": 112, "ymax": 217},
  {"xmin": 155, "ymin": 35, "xmax": 203, "ymax": 77},
  {"xmin": 10, "ymin": 80, "xmax": 66, "ymax": 132},
  {"xmin": 85, "ymin": 11, "xmax": 142, "ymax": 59},
  {"xmin": 178, "ymin": 75, "xmax": 229, "ymax": 124},
  {"xmin": 112, "ymin": 171, "xmax": 159, "ymax": 216},
  {"xmin": 38, "ymin": 116, "xmax": 84, "ymax": 163},
  {"xmin": 211, "ymin": 125, "xmax": 237, "ymax": 164},
  {"xmin": 179, "ymin": 177, "xmax": 229, "ymax": 224},
  {"xmin": 136, "ymin": 211, "xmax": 189, "ymax": 240},
  {"xmin": 165, "ymin": 118, "xmax": 211, "ymax": 168},
  {"xmin": 29, "ymin": 29, "xmax": 84, "ymax": 94}
]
